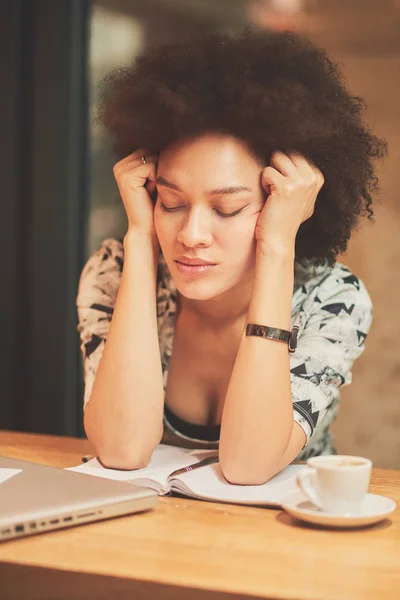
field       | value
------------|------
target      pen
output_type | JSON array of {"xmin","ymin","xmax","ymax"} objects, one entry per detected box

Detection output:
[
  {"xmin": 81, "ymin": 454, "xmax": 220, "ymax": 473},
  {"xmin": 168, "ymin": 455, "xmax": 219, "ymax": 478},
  {"xmin": 81, "ymin": 455, "xmax": 94, "ymax": 463}
]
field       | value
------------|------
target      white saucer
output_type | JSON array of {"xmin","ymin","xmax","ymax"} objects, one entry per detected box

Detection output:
[{"xmin": 281, "ymin": 492, "xmax": 396, "ymax": 528}]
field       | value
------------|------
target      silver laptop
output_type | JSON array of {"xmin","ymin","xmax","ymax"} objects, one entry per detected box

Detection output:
[{"xmin": 0, "ymin": 455, "xmax": 158, "ymax": 542}]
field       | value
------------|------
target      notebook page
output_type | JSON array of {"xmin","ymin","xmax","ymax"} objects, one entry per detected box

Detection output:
[
  {"xmin": 67, "ymin": 444, "xmax": 206, "ymax": 491},
  {"xmin": 170, "ymin": 462, "xmax": 307, "ymax": 506}
]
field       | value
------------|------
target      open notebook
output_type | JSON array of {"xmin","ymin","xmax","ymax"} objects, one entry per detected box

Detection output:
[{"xmin": 68, "ymin": 444, "xmax": 306, "ymax": 507}]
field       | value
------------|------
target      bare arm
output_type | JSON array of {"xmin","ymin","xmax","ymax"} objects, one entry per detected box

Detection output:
[
  {"xmin": 83, "ymin": 232, "xmax": 164, "ymax": 469},
  {"xmin": 219, "ymin": 151, "xmax": 323, "ymax": 484},
  {"xmin": 219, "ymin": 244, "xmax": 301, "ymax": 484},
  {"xmin": 84, "ymin": 149, "xmax": 165, "ymax": 469}
]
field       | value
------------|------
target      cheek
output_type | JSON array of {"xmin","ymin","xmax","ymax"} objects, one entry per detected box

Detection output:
[
  {"xmin": 217, "ymin": 225, "xmax": 257, "ymax": 276},
  {"xmin": 219, "ymin": 217, "xmax": 258, "ymax": 254}
]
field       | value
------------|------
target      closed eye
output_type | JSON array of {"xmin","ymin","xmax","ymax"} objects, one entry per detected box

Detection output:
[{"xmin": 160, "ymin": 204, "xmax": 245, "ymax": 218}]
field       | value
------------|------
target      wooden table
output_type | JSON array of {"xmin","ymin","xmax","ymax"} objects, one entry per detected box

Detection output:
[{"xmin": 0, "ymin": 431, "xmax": 399, "ymax": 600}]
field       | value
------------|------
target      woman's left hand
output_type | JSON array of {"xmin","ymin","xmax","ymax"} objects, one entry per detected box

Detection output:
[{"xmin": 255, "ymin": 151, "xmax": 324, "ymax": 252}]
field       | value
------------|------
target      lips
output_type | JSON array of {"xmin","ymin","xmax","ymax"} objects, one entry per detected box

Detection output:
[
  {"xmin": 175, "ymin": 257, "xmax": 216, "ymax": 266},
  {"xmin": 176, "ymin": 261, "xmax": 215, "ymax": 267},
  {"xmin": 174, "ymin": 261, "xmax": 216, "ymax": 277}
]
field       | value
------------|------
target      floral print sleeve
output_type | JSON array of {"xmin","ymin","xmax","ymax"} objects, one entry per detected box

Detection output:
[
  {"xmin": 76, "ymin": 238, "xmax": 123, "ymax": 408},
  {"xmin": 290, "ymin": 264, "xmax": 373, "ymax": 459}
]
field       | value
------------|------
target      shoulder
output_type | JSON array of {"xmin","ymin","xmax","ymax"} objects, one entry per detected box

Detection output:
[
  {"xmin": 295, "ymin": 259, "xmax": 372, "ymax": 313},
  {"xmin": 77, "ymin": 238, "xmax": 124, "ymax": 307},
  {"xmin": 293, "ymin": 260, "xmax": 373, "ymax": 346},
  {"xmin": 314, "ymin": 261, "xmax": 372, "ymax": 318}
]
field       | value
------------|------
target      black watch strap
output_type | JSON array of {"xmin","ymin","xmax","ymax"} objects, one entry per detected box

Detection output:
[{"xmin": 245, "ymin": 324, "xmax": 299, "ymax": 353}]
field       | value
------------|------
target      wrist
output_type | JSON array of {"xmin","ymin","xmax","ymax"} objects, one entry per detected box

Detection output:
[
  {"xmin": 123, "ymin": 229, "xmax": 160, "ymax": 271},
  {"xmin": 256, "ymin": 236, "xmax": 295, "ymax": 264},
  {"xmin": 124, "ymin": 228, "xmax": 159, "ymax": 251}
]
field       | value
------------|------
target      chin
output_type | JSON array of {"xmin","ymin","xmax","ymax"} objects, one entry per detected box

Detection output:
[{"xmin": 174, "ymin": 280, "xmax": 221, "ymax": 301}]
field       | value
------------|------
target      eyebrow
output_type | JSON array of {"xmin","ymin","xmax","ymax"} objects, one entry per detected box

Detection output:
[{"xmin": 156, "ymin": 176, "xmax": 252, "ymax": 196}]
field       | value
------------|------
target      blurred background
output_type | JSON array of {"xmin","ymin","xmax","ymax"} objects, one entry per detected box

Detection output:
[{"xmin": 1, "ymin": 0, "xmax": 399, "ymax": 467}]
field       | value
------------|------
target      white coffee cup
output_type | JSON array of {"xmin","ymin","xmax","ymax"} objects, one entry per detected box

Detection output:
[{"xmin": 296, "ymin": 455, "xmax": 372, "ymax": 514}]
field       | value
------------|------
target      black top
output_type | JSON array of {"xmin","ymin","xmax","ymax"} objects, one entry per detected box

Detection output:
[{"xmin": 164, "ymin": 403, "xmax": 221, "ymax": 442}]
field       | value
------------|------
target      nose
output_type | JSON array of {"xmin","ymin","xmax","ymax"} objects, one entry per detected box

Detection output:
[{"xmin": 176, "ymin": 206, "xmax": 213, "ymax": 248}]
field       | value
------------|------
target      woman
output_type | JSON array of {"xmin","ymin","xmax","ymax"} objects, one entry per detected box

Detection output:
[{"xmin": 76, "ymin": 29, "xmax": 386, "ymax": 484}]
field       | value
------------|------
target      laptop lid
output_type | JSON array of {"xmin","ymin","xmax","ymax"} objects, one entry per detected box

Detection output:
[{"xmin": 0, "ymin": 455, "xmax": 158, "ymax": 542}]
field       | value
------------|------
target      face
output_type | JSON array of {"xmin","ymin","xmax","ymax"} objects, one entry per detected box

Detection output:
[{"xmin": 154, "ymin": 133, "xmax": 266, "ymax": 303}]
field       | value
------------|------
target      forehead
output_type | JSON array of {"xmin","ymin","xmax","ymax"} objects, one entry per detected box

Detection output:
[{"xmin": 157, "ymin": 134, "xmax": 262, "ymax": 187}]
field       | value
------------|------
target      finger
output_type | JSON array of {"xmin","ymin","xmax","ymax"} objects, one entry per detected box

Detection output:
[
  {"xmin": 118, "ymin": 149, "xmax": 153, "ymax": 166},
  {"xmin": 115, "ymin": 155, "xmax": 158, "ymax": 178},
  {"xmin": 130, "ymin": 154, "xmax": 158, "ymax": 169},
  {"xmin": 288, "ymin": 152, "xmax": 323, "ymax": 185},
  {"xmin": 311, "ymin": 164, "xmax": 325, "ymax": 189},
  {"xmin": 270, "ymin": 151, "xmax": 299, "ymax": 179},
  {"xmin": 145, "ymin": 162, "xmax": 158, "ymax": 189},
  {"xmin": 287, "ymin": 152, "xmax": 311, "ymax": 177},
  {"xmin": 307, "ymin": 164, "xmax": 324, "ymax": 190},
  {"xmin": 114, "ymin": 155, "xmax": 158, "ymax": 192},
  {"xmin": 145, "ymin": 158, "xmax": 159, "ymax": 201},
  {"xmin": 129, "ymin": 148, "xmax": 152, "ymax": 161},
  {"xmin": 261, "ymin": 166, "xmax": 286, "ymax": 192},
  {"xmin": 145, "ymin": 178, "xmax": 157, "ymax": 199}
]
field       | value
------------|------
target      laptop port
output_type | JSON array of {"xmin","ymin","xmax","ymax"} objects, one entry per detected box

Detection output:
[
  {"xmin": 29, "ymin": 523, "xmax": 37, "ymax": 529},
  {"xmin": 63, "ymin": 516, "xmax": 73, "ymax": 522},
  {"xmin": 50, "ymin": 519, "xmax": 59, "ymax": 525},
  {"xmin": 15, "ymin": 524, "xmax": 24, "ymax": 533}
]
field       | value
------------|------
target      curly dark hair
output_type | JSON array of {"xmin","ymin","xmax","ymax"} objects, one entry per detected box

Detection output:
[{"xmin": 97, "ymin": 27, "xmax": 387, "ymax": 264}]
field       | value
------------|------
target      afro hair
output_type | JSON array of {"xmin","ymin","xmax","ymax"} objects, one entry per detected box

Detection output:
[{"xmin": 97, "ymin": 27, "xmax": 387, "ymax": 264}]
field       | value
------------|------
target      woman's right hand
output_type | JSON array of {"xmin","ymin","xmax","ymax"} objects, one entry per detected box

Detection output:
[{"xmin": 113, "ymin": 148, "xmax": 158, "ymax": 237}]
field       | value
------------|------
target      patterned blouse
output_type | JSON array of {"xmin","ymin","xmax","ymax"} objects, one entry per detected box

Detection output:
[{"xmin": 76, "ymin": 237, "xmax": 372, "ymax": 460}]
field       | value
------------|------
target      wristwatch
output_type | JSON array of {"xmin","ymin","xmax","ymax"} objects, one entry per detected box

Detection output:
[{"xmin": 245, "ymin": 324, "xmax": 299, "ymax": 353}]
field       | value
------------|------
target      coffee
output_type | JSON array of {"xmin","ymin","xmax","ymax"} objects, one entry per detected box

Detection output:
[
  {"xmin": 335, "ymin": 459, "xmax": 366, "ymax": 467},
  {"xmin": 312, "ymin": 457, "xmax": 368, "ymax": 469}
]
